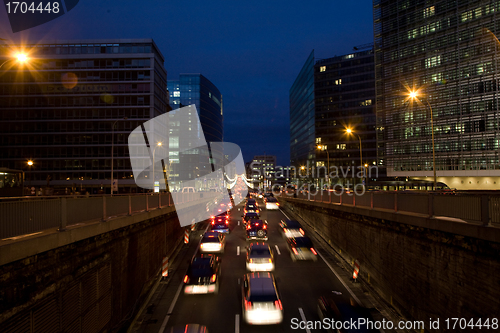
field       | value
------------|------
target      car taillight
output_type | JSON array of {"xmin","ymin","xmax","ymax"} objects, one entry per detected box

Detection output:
[
  {"xmin": 292, "ymin": 248, "xmax": 298, "ymax": 255},
  {"xmin": 268, "ymin": 259, "xmax": 272, "ymax": 263},
  {"xmin": 249, "ymin": 258, "xmax": 253, "ymax": 263},
  {"xmin": 246, "ymin": 225, "xmax": 251, "ymax": 230},
  {"xmin": 183, "ymin": 275, "xmax": 189, "ymax": 283},
  {"xmin": 210, "ymin": 274, "xmax": 216, "ymax": 283},
  {"xmin": 274, "ymin": 300, "xmax": 282, "ymax": 310},
  {"xmin": 299, "ymin": 228, "xmax": 305, "ymax": 235},
  {"xmin": 211, "ymin": 221, "xmax": 215, "ymax": 225},
  {"xmin": 225, "ymin": 220, "xmax": 229, "ymax": 224},
  {"xmin": 276, "ymin": 203, "xmax": 280, "ymax": 206},
  {"xmin": 256, "ymin": 210, "xmax": 259, "ymax": 213},
  {"xmin": 245, "ymin": 300, "xmax": 253, "ymax": 310},
  {"xmin": 200, "ymin": 243, "xmax": 204, "ymax": 248},
  {"xmin": 211, "ymin": 216, "xmax": 214, "ymax": 219},
  {"xmin": 310, "ymin": 248, "xmax": 317, "ymax": 255},
  {"xmin": 255, "ymin": 223, "xmax": 259, "ymax": 226},
  {"xmin": 283, "ymin": 228, "xmax": 287, "ymax": 233},
  {"xmin": 263, "ymin": 224, "xmax": 267, "ymax": 229}
]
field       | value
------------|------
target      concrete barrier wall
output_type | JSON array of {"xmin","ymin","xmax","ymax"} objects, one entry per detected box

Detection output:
[
  {"xmin": 279, "ymin": 197, "xmax": 500, "ymax": 325},
  {"xmin": 0, "ymin": 206, "xmax": 184, "ymax": 333}
]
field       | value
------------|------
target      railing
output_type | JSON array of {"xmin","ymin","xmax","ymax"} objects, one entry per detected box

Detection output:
[
  {"xmin": 0, "ymin": 193, "xmax": 183, "ymax": 240},
  {"xmin": 286, "ymin": 190, "xmax": 498, "ymax": 227}
]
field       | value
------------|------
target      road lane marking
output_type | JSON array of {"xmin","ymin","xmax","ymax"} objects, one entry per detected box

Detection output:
[
  {"xmin": 237, "ymin": 246, "xmax": 240, "ymax": 256},
  {"xmin": 317, "ymin": 251, "xmax": 362, "ymax": 305},
  {"xmin": 158, "ymin": 281, "xmax": 184, "ymax": 333},
  {"xmin": 280, "ymin": 207, "xmax": 363, "ymax": 306},
  {"xmin": 238, "ymin": 220, "xmax": 240, "ymax": 226},
  {"xmin": 298, "ymin": 308, "xmax": 311, "ymax": 333},
  {"xmin": 235, "ymin": 314, "xmax": 240, "ymax": 333},
  {"xmin": 274, "ymin": 245, "xmax": 281, "ymax": 255}
]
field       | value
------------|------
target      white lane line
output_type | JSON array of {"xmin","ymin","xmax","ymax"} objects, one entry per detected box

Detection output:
[
  {"xmin": 317, "ymin": 251, "xmax": 362, "ymax": 306},
  {"xmin": 279, "ymin": 208, "xmax": 363, "ymax": 306},
  {"xmin": 298, "ymin": 308, "xmax": 311, "ymax": 333},
  {"xmin": 280, "ymin": 208, "xmax": 291, "ymax": 220},
  {"xmin": 274, "ymin": 245, "xmax": 281, "ymax": 255},
  {"xmin": 238, "ymin": 220, "xmax": 240, "ymax": 226},
  {"xmin": 237, "ymin": 246, "xmax": 240, "ymax": 256},
  {"xmin": 235, "ymin": 314, "xmax": 240, "ymax": 333},
  {"xmin": 158, "ymin": 281, "xmax": 184, "ymax": 333}
]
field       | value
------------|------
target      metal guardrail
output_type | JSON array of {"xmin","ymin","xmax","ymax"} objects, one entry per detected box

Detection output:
[
  {"xmin": 286, "ymin": 190, "xmax": 498, "ymax": 227},
  {"xmin": 0, "ymin": 193, "xmax": 185, "ymax": 239}
]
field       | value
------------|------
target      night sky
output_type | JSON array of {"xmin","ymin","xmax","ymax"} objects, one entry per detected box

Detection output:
[{"xmin": 0, "ymin": 0, "xmax": 374, "ymax": 165}]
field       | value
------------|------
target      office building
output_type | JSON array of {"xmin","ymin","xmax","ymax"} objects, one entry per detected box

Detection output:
[
  {"xmin": 167, "ymin": 74, "xmax": 223, "ymax": 190},
  {"xmin": 290, "ymin": 48, "xmax": 376, "ymax": 182},
  {"xmin": 374, "ymin": 0, "xmax": 500, "ymax": 189},
  {"xmin": 0, "ymin": 39, "xmax": 168, "ymax": 193}
]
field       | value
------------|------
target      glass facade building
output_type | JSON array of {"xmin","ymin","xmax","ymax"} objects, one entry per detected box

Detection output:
[
  {"xmin": 0, "ymin": 39, "xmax": 167, "ymax": 193},
  {"xmin": 314, "ymin": 49, "xmax": 376, "ymax": 175},
  {"xmin": 167, "ymin": 74, "xmax": 223, "ymax": 190},
  {"xmin": 290, "ymin": 50, "xmax": 316, "ymax": 169},
  {"xmin": 374, "ymin": 0, "xmax": 500, "ymax": 189}
]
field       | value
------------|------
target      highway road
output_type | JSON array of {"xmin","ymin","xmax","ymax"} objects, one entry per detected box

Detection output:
[{"xmin": 131, "ymin": 196, "xmax": 387, "ymax": 333}]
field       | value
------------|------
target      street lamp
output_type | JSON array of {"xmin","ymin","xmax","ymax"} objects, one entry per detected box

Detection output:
[
  {"xmin": 27, "ymin": 160, "xmax": 33, "ymax": 193},
  {"xmin": 408, "ymin": 90, "xmax": 437, "ymax": 190},
  {"xmin": 0, "ymin": 53, "xmax": 29, "ymax": 69},
  {"xmin": 110, "ymin": 117, "xmax": 127, "ymax": 196},
  {"xmin": 317, "ymin": 145, "xmax": 330, "ymax": 186},
  {"xmin": 345, "ymin": 128, "xmax": 364, "ymax": 183},
  {"xmin": 152, "ymin": 142, "xmax": 163, "ymax": 192}
]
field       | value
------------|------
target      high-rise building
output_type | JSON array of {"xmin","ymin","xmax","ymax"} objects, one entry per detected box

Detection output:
[
  {"xmin": 374, "ymin": 0, "xmax": 500, "ymax": 189},
  {"xmin": 249, "ymin": 155, "xmax": 277, "ymax": 189},
  {"xmin": 167, "ymin": 74, "xmax": 223, "ymax": 190},
  {"xmin": 290, "ymin": 49, "xmax": 376, "ymax": 182},
  {"xmin": 0, "ymin": 39, "xmax": 168, "ymax": 193}
]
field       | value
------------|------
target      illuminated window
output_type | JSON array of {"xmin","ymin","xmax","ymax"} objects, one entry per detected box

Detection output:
[
  {"xmin": 431, "ymin": 73, "xmax": 443, "ymax": 82},
  {"xmin": 423, "ymin": 6, "xmax": 435, "ymax": 18},
  {"xmin": 320, "ymin": 66, "xmax": 326, "ymax": 72},
  {"xmin": 316, "ymin": 161, "xmax": 325, "ymax": 167},
  {"xmin": 316, "ymin": 137, "xmax": 321, "ymax": 144},
  {"xmin": 335, "ymin": 79, "xmax": 342, "ymax": 85},
  {"xmin": 336, "ymin": 144, "xmax": 346, "ymax": 150},
  {"xmin": 345, "ymin": 54, "xmax": 354, "ymax": 59},
  {"xmin": 461, "ymin": 10, "xmax": 473, "ymax": 22},
  {"xmin": 173, "ymin": 91, "xmax": 180, "ymax": 97},
  {"xmin": 425, "ymin": 55, "xmax": 441, "ymax": 68},
  {"xmin": 361, "ymin": 99, "xmax": 372, "ymax": 106}
]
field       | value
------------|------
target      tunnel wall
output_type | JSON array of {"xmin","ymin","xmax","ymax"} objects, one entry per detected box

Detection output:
[
  {"xmin": 0, "ymin": 207, "xmax": 184, "ymax": 333},
  {"xmin": 279, "ymin": 197, "xmax": 500, "ymax": 325}
]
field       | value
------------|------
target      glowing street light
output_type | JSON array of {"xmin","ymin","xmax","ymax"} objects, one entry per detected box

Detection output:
[
  {"xmin": 408, "ymin": 90, "xmax": 437, "ymax": 190},
  {"xmin": 0, "ymin": 52, "xmax": 29, "ymax": 69},
  {"xmin": 345, "ymin": 128, "xmax": 364, "ymax": 183},
  {"xmin": 27, "ymin": 160, "xmax": 33, "ymax": 192}
]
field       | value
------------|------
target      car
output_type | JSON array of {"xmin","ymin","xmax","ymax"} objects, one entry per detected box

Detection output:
[
  {"xmin": 246, "ymin": 220, "xmax": 268, "ymax": 241},
  {"xmin": 265, "ymin": 197, "xmax": 280, "ymax": 210},
  {"xmin": 210, "ymin": 214, "xmax": 230, "ymax": 233},
  {"xmin": 246, "ymin": 243, "xmax": 274, "ymax": 272},
  {"xmin": 183, "ymin": 255, "xmax": 220, "ymax": 294},
  {"xmin": 317, "ymin": 294, "xmax": 378, "ymax": 333},
  {"xmin": 242, "ymin": 211, "xmax": 260, "ymax": 226},
  {"xmin": 263, "ymin": 192, "xmax": 274, "ymax": 199},
  {"xmin": 200, "ymin": 231, "xmax": 226, "ymax": 253},
  {"xmin": 279, "ymin": 219, "xmax": 305, "ymax": 238},
  {"xmin": 244, "ymin": 203, "xmax": 259, "ymax": 214},
  {"xmin": 242, "ymin": 272, "xmax": 283, "ymax": 325},
  {"xmin": 246, "ymin": 198, "xmax": 257, "ymax": 206},
  {"xmin": 286, "ymin": 236, "xmax": 318, "ymax": 261}
]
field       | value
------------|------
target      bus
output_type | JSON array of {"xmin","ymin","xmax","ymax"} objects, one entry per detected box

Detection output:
[{"xmin": 0, "ymin": 168, "xmax": 24, "ymax": 197}]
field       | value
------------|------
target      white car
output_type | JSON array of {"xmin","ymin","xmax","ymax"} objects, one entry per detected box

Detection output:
[
  {"xmin": 242, "ymin": 273, "xmax": 283, "ymax": 325},
  {"xmin": 246, "ymin": 243, "xmax": 274, "ymax": 272},
  {"xmin": 265, "ymin": 198, "xmax": 279, "ymax": 210},
  {"xmin": 199, "ymin": 231, "xmax": 225, "ymax": 253}
]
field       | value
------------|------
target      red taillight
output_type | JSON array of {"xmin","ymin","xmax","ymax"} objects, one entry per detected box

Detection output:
[
  {"xmin": 225, "ymin": 220, "xmax": 229, "ymax": 224},
  {"xmin": 283, "ymin": 228, "xmax": 287, "ymax": 233},
  {"xmin": 276, "ymin": 203, "xmax": 280, "ymax": 206},
  {"xmin": 183, "ymin": 275, "xmax": 189, "ymax": 283},
  {"xmin": 245, "ymin": 300, "xmax": 253, "ymax": 310},
  {"xmin": 256, "ymin": 210, "xmax": 259, "ymax": 213},
  {"xmin": 263, "ymin": 224, "xmax": 267, "ymax": 229},
  {"xmin": 292, "ymin": 248, "xmax": 298, "ymax": 255},
  {"xmin": 246, "ymin": 225, "xmax": 251, "ymax": 230},
  {"xmin": 268, "ymin": 259, "xmax": 272, "ymax": 263},
  {"xmin": 200, "ymin": 243, "xmax": 204, "ymax": 248},
  {"xmin": 299, "ymin": 228, "xmax": 305, "ymax": 235},
  {"xmin": 211, "ymin": 216, "xmax": 214, "ymax": 219},
  {"xmin": 211, "ymin": 221, "xmax": 215, "ymax": 225},
  {"xmin": 310, "ymin": 248, "xmax": 317, "ymax": 255},
  {"xmin": 249, "ymin": 258, "xmax": 253, "ymax": 263},
  {"xmin": 274, "ymin": 300, "xmax": 282, "ymax": 310},
  {"xmin": 255, "ymin": 223, "xmax": 259, "ymax": 226},
  {"xmin": 210, "ymin": 274, "xmax": 216, "ymax": 283}
]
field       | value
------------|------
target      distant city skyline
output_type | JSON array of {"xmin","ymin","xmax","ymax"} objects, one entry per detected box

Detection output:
[{"xmin": 0, "ymin": 0, "xmax": 374, "ymax": 165}]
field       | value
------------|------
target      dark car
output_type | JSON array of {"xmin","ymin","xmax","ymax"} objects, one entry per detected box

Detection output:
[
  {"xmin": 279, "ymin": 219, "xmax": 305, "ymax": 238},
  {"xmin": 210, "ymin": 214, "xmax": 230, "ymax": 233},
  {"xmin": 317, "ymin": 295, "xmax": 379, "ymax": 332},
  {"xmin": 242, "ymin": 212, "xmax": 260, "ymax": 226},
  {"xmin": 246, "ymin": 198, "xmax": 257, "ymax": 206},
  {"xmin": 246, "ymin": 220, "xmax": 268, "ymax": 241},
  {"xmin": 286, "ymin": 236, "xmax": 318, "ymax": 261},
  {"xmin": 244, "ymin": 203, "xmax": 260, "ymax": 214},
  {"xmin": 183, "ymin": 255, "xmax": 220, "ymax": 294}
]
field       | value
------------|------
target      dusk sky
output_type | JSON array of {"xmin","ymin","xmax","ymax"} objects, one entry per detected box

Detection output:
[{"xmin": 0, "ymin": 0, "xmax": 374, "ymax": 165}]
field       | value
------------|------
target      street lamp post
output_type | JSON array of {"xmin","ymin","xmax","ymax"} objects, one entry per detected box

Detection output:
[
  {"xmin": 409, "ymin": 91, "xmax": 437, "ymax": 190},
  {"xmin": 317, "ymin": 145, "xmax": 330, "ymax": 186},
  {"xmin": 110, "ymin": 117, "xmax": 127, "ymax": 196},
  {"xmin": 152, "ymin": 142, "xmax": 163, "ymax": 192},
  {"xmin": 346, "ymin": 128, "xmax": 364, "ymax": 184},
  {"xmin": 27, "ymin": 160, "xmax": 33, "ymax": 193}
]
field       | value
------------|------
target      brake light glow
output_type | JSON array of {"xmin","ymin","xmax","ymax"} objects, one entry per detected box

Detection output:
[
  {"xmin": 245, "ymin": 300, "xmax": 253, "ymax": 310},
  {"xmin": 249, "ymin": 258, "xmax": 253, "ymax": 263},
  {"xmin": 255, "ymin": 223, "xmax": 259, "ymax": 226},
  {"xmin": 183, "ymin": 275, "xmax": 189, "ymax": 283},
  {"xmin": 268, "ymin": 259, "xmax": 272, "ymax": 263},
  {"xmin": 246, "ymin": 225, "xmax": 251, "ymax": 230},
  {"xmin": 276, "ymin": 203, "xmax": 280, "ymax": 206},
  {"xmin": 283, "ymin": 228, "xmax": 287, "ymax": 233},
  {"xmin": 200, "ymin": 243, "xmax": 204, "ymax": 248},
  {"xmin": 225, "ymin": 220, "xmax": 229, "ymax": 224},
  {"xmin": 211, "ymin": 221, "xmax": 215, "ymax": 225},
  {"xmin": 299, "ymin": 228, "xmax": 305, "ymax": 235},
  {"xmin": 274, "ymin": 300, "xmax": 283, "ymax": 310},
  {"xmin": 292, "ymin": 248, "xmax": 298, "ymax": 255},
  {"xmin": 210, "ymin": 274, "xmax": 217, "ymax": 283},
  {"xmin": 310, "ymin": 248, "xmax": 317, "ymax": 255},
  {"xmin": 263, "ymin": 224, "xmax": 267, "ymax": 229}
]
